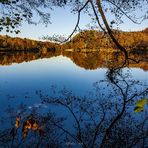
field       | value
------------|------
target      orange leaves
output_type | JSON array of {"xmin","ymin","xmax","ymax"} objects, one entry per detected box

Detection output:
[
  {"xmin": 32, "ymin": 122, "xmax": 39, "ymax": 131},
  {"xmin": 15, "ymin": 117, "xmax": 20, "ymax": 129},
  {"xmin": 22, "ymin": 119, "xmax": 39, "ymax": 138},
  {"xmin": 22, "ymin": 126, "xmax": 29, "ymax": 138},
  {"xmin": 15, "ymin": 116, "xmax": 44, "ymax": 138}
]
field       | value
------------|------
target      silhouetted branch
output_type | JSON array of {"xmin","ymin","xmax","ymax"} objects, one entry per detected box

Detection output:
[
  {"xmin": 100, "ymin": 69, "xmax": 128, "ymax": 147},
  {"xmin": 43, "ymin": 99, "xmax": 87, "ymax": 147},
  {"xmin": 96, "ymin": 0, "xmax": 128, "ymax": 65},
  {"xmin": 90, "ymin": 1, "xmax": 106, "ymax": 32},
  {"xmin": 51, "ymin": 121, "xmax": 81, "ymax": 144},
  {"xmin": 90, "ymin": 106, "xmax": 105, "ymax": 148},
  {"xmin": 126, "ymin": 88, "xmax": 148, "ymax": 103},
  {"xmin": 64, "ymin": 0, "xmax": 91, "ymax": 42},
  {"xmin": 107, "ymin": 0, "xmax": 141, "ymax": 24}
]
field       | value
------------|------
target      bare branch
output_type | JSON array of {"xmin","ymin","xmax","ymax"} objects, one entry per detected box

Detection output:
[
  {"xmin": 90, "ymin": 1, "xmax": 106, "ymax": 32},
  {"xmin": 107, "ymin": 0, "xmax": 141, "ymax": 24},
  {"xmin": 51, "ymin": 121, "xmax": 81, "ymax": 144},
  {"xmin": 44, "ymin": 99, "xmax": 87, "ymax": 147},
  {"xmin": 63, "ymin": 0, "xmax": 91, "ymax": 42},
  {"xmin": 126, "ymin": 88, "xmax": 148, "ymax": 103},
  {"xmin": 90, "ymin": 107, "xmax": 105, "ymax": 148}
]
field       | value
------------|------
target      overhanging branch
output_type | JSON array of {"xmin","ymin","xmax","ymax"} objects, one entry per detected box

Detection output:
[{"xmin": 64, "ymin": 0, "xmax": 91, "ymax": 42}]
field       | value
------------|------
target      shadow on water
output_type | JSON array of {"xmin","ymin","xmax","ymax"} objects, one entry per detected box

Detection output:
[{"xmin": 0, "ymin": 51, "xmax": 147, "ymax": 147}]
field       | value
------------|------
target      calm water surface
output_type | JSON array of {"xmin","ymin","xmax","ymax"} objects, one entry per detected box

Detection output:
[
  {"xmin": 0, "ymin": 53, "xmax": 147, "ymax": 147},
  {"xmin": 0, "ymin": 55, "xmax": 147, "ymax": 115}
]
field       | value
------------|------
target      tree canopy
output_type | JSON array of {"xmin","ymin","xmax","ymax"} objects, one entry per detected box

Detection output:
[{"xmin": 0, "ymin": 0, "xmax": 147, "ymax": 33}]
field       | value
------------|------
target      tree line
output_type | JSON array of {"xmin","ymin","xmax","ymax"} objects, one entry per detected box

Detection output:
[{"xmin": 0, "ymin": 28, "xmax": 148, "ymax": 52}]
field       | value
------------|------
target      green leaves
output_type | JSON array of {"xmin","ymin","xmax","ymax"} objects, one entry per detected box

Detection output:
[
  {"xmin": 134, "ymin": 98, "xmax": 147, "ymax": 113},
  {"xmin": 0, "ymin": 16, "xmax": 21, "ymax": 33},
  {"xmin": 0, "ymin": 0, "xmax": 10, "ymax": 5},
  {"xmin": 0, "ymin": 0, "xmax": 19, "ymax": 5}
]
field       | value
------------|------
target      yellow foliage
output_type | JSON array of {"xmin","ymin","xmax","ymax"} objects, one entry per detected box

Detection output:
[{"xmin": 134, "ymin": 98, "xmax": 147, "ymax": 113}]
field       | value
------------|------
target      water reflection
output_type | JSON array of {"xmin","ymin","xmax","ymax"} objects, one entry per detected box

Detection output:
[
  {"xmin": 0, "ymin": 51, "xmax": 147, "ymax": 147},
  {"xmin": 0, "ymin": 68, "xmax": 147, "ymax": 147},
  {"xmin": 0, "ymin": 50, "xmax": 147, "ymax": 70}
]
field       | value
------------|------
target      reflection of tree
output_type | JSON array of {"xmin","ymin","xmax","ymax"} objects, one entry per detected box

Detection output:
[
  {"xmin": 0, "ymin": 51, "xmax": 147, "ymax": 71},
  {"xmin": 0, "ymin": 51, "xmax": 61, "ymax": 66},
  {"xmin": 0, "ymin": 105, "xmax": 66, "ymax": 147},
  {"xmin": 0, "ymin": 68, "xmax": 147, "ymax": 147}
]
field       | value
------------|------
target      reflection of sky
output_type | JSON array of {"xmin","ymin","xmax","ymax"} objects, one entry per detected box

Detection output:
[
  {"xmin": 0, "ymin": 56, "xmax": 147, "ymax": 131},
  {"xmin": 0, "ymin": 56, "xmax": 106, "ymax": 97},
  {"xmin": 0, "ymin": 56, "xmax": 106, "ymax": 113},
  {"xmin": 0, "ymin": 56, "xmax": 147, "ymax": 105},
  {"xmin": 126, "ymin": 68, "xmax": 147, "ymax": 81}
]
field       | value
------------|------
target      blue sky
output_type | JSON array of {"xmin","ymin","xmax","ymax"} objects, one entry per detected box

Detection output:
[{"xmin": 0, "ymin": 6, "xmax": 148, "ymax": 40}]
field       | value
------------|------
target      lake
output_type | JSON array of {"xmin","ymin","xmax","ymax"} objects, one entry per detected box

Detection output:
[{"xmin": 0, "ymin": 51, "xmax": 147, "ymax": 147}]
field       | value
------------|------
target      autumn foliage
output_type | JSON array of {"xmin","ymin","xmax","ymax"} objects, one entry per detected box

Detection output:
[
  {"xmin": 15, "ymin": 116, "xmax": 44, "ymax": 139},
  {"xmin": 0, "ymin": 35, "xmax": 60, "ymax": 51},
  {"xmin": 61, "ymin": 28, "xmax": 148, "ymax": 51},
  {"xmin": 0, "ymin": 28, "xmax": 148, "ymax": 52}
]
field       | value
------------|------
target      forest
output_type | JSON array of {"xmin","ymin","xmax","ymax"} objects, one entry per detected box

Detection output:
[{"xmin": 0, "ymin": 28, "xmax": 148, "ymax": 53}]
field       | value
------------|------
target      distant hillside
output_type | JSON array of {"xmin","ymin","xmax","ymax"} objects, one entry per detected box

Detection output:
[
  {"xmin": 0, "ymin": 35, "xmax": 61, "ymax": 51},
  {"xmin": 61, "ymin": 28, "xmax": 148, "ymax": 51},
  {"xmin": 0, "ymin": 28, "xmax": 148, "ymax": 52}
]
